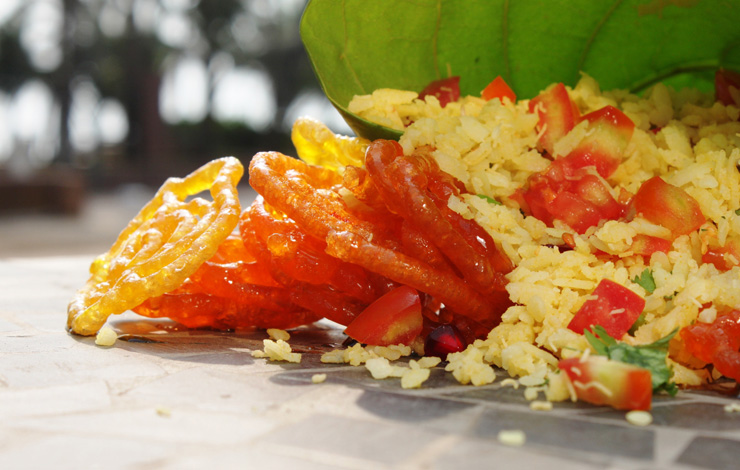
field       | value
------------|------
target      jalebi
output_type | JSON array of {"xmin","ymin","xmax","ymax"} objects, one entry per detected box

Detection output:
[{"xmin": 67, "ymin": 157, "xmax": 243, "ymax": 335}]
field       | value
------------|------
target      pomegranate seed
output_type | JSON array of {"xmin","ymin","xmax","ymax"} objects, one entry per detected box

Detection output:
[{"xmin": 424, "ymin": 324, "xmax": 466, "ymax": 358}]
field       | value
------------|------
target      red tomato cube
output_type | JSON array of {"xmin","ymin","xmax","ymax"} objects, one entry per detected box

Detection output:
[
  {"xmin": 529, "ymin": 82, "xmax": 579, "ymax": 155},
  {"xmin": 632, "ymin": 176, "xmax": 705, "ymax": 238},
  {"xmin": 568, "ymin": 279, "xmax": 645, "ymax": 339},
  {"xmin": 715, "ymin": 68, "xmax": 740, "ymax": 106},
  {"xmin": 559, "ymin": 356, "xmax": 653, "ymax": 410},
  {"xmin": 419, "ymin": 76, "xmax": 460, "ymax": 108},
  {"xmin": 481, "ymin": 76, "xmax": 516, "ymax": 103},
  {"xmin": 344, "ymin": 285, "xmax": 422, "ymax": 346},
  {"xmin": 563, "ymin": 105, "xmax": 635, "ymax": 178}
]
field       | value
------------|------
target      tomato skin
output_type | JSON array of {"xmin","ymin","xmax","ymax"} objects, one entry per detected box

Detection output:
[
  {"xmin": 419, "ymin": 76, "xmax": 460, "ymax": 108},
  {"xmin": 549, "ymin": 191, "xmax": 605, "ymax": 234},
  {"xmin": 632, "ymin": 176, "xmax": 705, "ymax": 238},
  {"xmin": 529, "ymin": 82, "xmax": 579, "ymax": 155},
  {"xmin": 630, "ymin": 234, "xmax": 672, "ymax": 256},
  {"xmin": 563, "ymin": 105, "xmax": 635, "ymax": 178},
  {"xmin": 715, "ymin": 68, "xmax": 740, "ymax": 106},
  {"xmin": 559, "ymin": 356, "xmax": 653, "ymax": 410},
  {"xmin": 520, "ymin": 98, "xmax": 633, "ymax": 233},
  {"xmin": 702, "ymin": 237, "xmax": 740, "ymax": 271},
  {"xmin": 481, "ymin": 76, "xmax": 516, "ymax": 103},
  {"xmin": 681, "ymin": 309, "xmax": 740, "ymax": 381},
  {"xmin": 568, "ymin": 279, "xmax": 645, "ymax": 339},
  {"xmin": 344, "ymin": 285, "xmax": 423, "ymax": 346},
  {"xmin": 518, "ymin": 161, "xmax": 626, "ymax": 234}
]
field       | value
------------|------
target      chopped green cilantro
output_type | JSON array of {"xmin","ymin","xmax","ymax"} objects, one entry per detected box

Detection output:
[
  {"xmin": 736, "ymin": 208, "xmax": 740, "ymax": 216},
  {"xmin": 585, "ymin": 326, "xmax": 678, "ymax": 396},
  {"xmin": 628, "ymin": 313, "xmax": 646, "ymax": 336},
  {"xmin": 476, "ymin": 194, "xmax": 502, "ymax": 205},
  {"xmin": 632, "ymin": 268, "xmax": 656, "ymax": 294}
]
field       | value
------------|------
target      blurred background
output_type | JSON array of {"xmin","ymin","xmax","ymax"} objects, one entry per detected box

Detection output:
[{"xmin": 0, "ymin": 0, "xmax": 350, "ymax": 257}]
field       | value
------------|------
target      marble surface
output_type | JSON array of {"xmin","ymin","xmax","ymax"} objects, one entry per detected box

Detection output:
[{"xmin": 1, "ymin": 255, "xmax": 740, "ymax": 470}]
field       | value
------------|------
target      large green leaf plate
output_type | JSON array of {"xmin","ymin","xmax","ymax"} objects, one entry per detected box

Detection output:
[{"xmin": 300, "ymin": 0, "xmax": 740, "ymax": 140}]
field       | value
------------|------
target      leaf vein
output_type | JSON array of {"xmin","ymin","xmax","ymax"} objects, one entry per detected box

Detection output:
[
  {"xmin": 340, "ymin": 0, "xmax": 366, "ymax": 93},
  {"xmin": 577, "ymin": 0, "xmax": 624, "ymax": 78}
]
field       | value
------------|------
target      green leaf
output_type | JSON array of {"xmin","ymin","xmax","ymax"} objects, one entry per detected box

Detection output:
[
  {"xmin": 301, "ymin": 0, "xmax": 740, "ymax": 139},
  {"xmin": 586, "ymin": 326, "xmax": 678, "ymax": 395},
  {"xmin": 476, "ymin": 194, "xmax": 502, "ymax": 205},
  {"xmin": 584, "ymin": 328, "xmax": 610, "ymax": 356},
  {"xmin": 632, "ymin": 268, "xmax": 656, "ymax": 293},
  {"xmin": 628, "ymin": 313, "xmax": 646, "ymax": 336}
]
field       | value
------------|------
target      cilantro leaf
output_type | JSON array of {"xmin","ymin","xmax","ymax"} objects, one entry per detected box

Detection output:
[
  {"xmin": 632, "ymin": 268, "xmax": 656, "ymax": 294},
  {"xmin": 476, "ymin": 194, "xmax": 502, "ymax": 205},
  {"xmin": 584, "ymin": 327, "xmax": 616, "ymax": 355},
  {"xmin": 735, "ymin": 209, "xmax": 740, "ymax": 216},
  {"xmin": 628, "ymin": 313, "xmax": 647, "ymax": 336},
  {"xmin": 585, "ymin": 326, "xmax": 678, "ymax": 396}
]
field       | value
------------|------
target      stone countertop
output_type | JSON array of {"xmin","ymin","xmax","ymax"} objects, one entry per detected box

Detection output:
[{"xmin": 1, "ymin": 255, "xmax": 739, "ymax": 470}]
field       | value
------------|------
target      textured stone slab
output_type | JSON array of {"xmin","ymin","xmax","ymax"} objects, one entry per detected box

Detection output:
[{"xmin": 1, "ymin": 255, "xmax": 740, "ymax": 470}]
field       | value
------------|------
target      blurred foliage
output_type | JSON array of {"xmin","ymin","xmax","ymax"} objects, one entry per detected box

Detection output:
[{"xmin": 0, "ymin": 0, "xmax": 318, "ymax": 186}]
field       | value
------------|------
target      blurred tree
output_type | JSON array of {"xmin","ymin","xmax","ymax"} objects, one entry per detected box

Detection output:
[{"xmin": 0, "ymin": 0, "xmax": 328, "ymax": 188}]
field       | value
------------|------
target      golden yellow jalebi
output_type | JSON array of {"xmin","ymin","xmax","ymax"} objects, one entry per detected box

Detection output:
[
  {"xmin": 67, "ymin": 157, "xmax": 243, "ymax": 335},
  {"xmin": 291, "ymin": 116, "xmax": 367, "ymax": 171}
]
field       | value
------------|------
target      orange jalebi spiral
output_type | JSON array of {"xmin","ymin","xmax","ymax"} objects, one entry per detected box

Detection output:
[{"xmin": 68, "ymin": 157, "xmax": 243, "ymax": 335}]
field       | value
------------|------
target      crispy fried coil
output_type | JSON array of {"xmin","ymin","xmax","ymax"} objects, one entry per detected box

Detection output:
[
  {"xmin": 239, "ymin": 196, "xmax": 382, "ymax": 325},
  {"xmin": 67, "ymin": 157, "xmax": 243, "ymax": 335},
  {"xmin": 244, "ymin": 196, "xmax": 383, "ymax": 304},
  {"xmin": 248, "ymin": 150, "xmax": 511, "ymax": 328},
  {"xmin": 365, "ymin": 140, "xmax": 512, "ymax": 294},
  {"xmin": 248, "ymin": 151, "xmax": 384, "ymax": 244},
  {"xmin": 133, "ymin": 235, "xmax": 322, "ymax": 330}
]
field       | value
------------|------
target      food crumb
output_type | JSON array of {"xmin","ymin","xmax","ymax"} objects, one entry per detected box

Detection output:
[
  {"xmin": 320, "ymin": 348, "xmax": 346, "ymax": 364},
  {"xmin": 95, "ymin": 327, "xmax": 118, "ymax": 347},
  {"xmin": 416, "ymin": 356, "xmax": 442, "ymax": 368},
  {"xmin": 529, "ymin": 400, "xmax": 553, "ymax": 411},
  {"xmin": 523, "ymin": 387, "xmax": 540, "ymax": 401},
  {"xmin": 251, "ymin": 339, "xmax": 301, "ymax": 363},
  {"xmin": 365, "ymin": 357, "xmax": 405, "ymax": 379},
  {"xmin": 445, "ymin": 347, "xmax": 496, "ymax": 386},
  {"xmin": 367, "ymin": 344, "xmax": 412, "ymax": 361},
  {"xmin": 625, "ymin": 410, "xmax": 653, "ymax": 426},
  {"xmin": 155, "ymin": 406, "xmax": 171, "ymax": 418},
  {"xmin": 401, "ymin": 367, "xmax": 430, "ymax": 389},
  {"xmin": 497, "ymin": 429, "xmax": 526, "ymax": 446},
  {"xmin": 267, "ymin": 328, "xmax": 290, "ymax": 341},
  {"xmin": 311, "ymin": 373, "xmax": 327, "ymax": 384},
  {"xmin": 500, "ymin": 378, "xmax": 519, "ymax": 389},
  {"xmin": 723, "ymin": 403, "xmax": 740, "ymax": 413}
]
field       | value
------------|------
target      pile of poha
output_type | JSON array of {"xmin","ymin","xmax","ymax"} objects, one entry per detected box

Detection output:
[{"xmin": 345, "ymin": 70, "xmax": 740, "ymax": 408}]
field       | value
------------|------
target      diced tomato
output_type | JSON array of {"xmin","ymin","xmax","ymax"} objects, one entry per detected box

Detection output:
[
  {"xmin": 570, "ymin": 173, "xmax": 626, "ymax": 220},
  {"xmin": 702, "ymin": 236, "xmax": 740, "ymax": 271},
  {"xmin": 528, "ymin": 82, "xmax": 579, "ymax": 155},
  {"xmin": 630, "ymin": 234, "xmax": 672, "ymax": 256},
  {"xmin": 568, "ymin": 279, "xmax": 645, "ymax": 339},
  {"xmin": 518, "ymin": 160, "xmax": 626, "ymax": 234},
  {"xmin": 419, "ymin": 76, "xmax": 460, "ymax": 108},
  {"xmin": 481, "ymin": 76, "xmax": 516, "ymax": 103},
  {"xmin": 715, "ymin": 68, "xmax": 740, "ymax": 106},
  {"xmin": 562, "ymin": 105, "xmax": 635, "ymax": 178},
  {"xmin": 632, "ymin": 176, "xmax": 705, "ymax": 238},
  {"xmin": 344, "ymin": 285, "xmax": 423, "ymax": 346},
  {"xmin": 559, "ymin": 356, "xmax": 653, "ymax": 410},
  {"xmin": 549, "ymin": 191, "xmax": 606, "ymax": 234},
  {"xmin": 520, "ymin": 95, "xmax": 634, "ymax": 232},
  {"xmin": 681, "ymin": 309, "xmax": 740, "ymax": 381}
]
